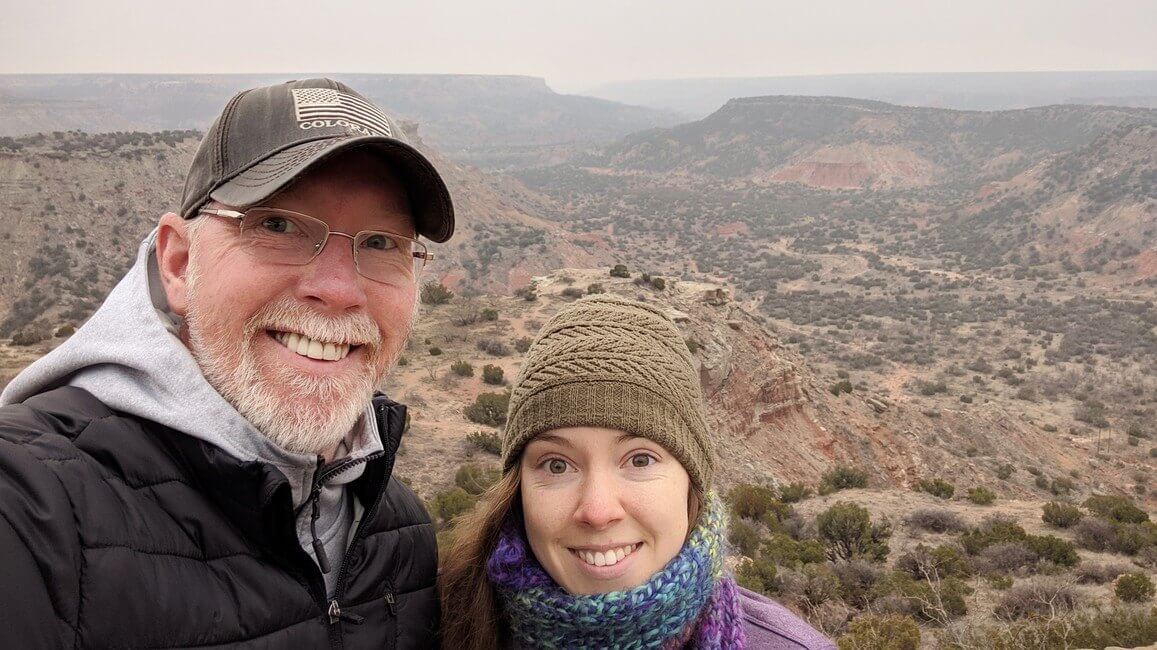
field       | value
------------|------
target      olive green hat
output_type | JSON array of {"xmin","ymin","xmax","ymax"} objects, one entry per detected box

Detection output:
[{"xmin": 502, "ymin": 295, "xmax": 714, "ymax": 490}]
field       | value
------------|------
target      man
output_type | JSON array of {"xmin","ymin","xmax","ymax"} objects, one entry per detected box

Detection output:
[{"xmin": 0, "ymin": 79, "xmax": 452, "ymax": 648}]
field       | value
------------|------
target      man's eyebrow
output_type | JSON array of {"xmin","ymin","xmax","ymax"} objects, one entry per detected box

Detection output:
[{"xmin": 617, "ymin": 433, "xmax": 643, "ymax": 444}]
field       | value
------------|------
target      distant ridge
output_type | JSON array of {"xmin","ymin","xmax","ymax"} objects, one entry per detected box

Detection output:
[
  {"xmin": 0, "ymin": 73, "xmax": 683, "ymax": 169},
  {"xmin": 585, "ymin": 70, "xmax": 1157, "ymax": 117}
]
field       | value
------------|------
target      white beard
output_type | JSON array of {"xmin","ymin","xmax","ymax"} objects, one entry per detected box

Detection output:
[{"xmin": 183, "ymin": 261, "xmax": 400, "ymax": 457}]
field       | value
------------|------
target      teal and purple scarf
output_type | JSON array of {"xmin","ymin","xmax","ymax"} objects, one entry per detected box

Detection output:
[{"xmin": 486, "ymin": 496, "xmax": 746, "ymax": 649}]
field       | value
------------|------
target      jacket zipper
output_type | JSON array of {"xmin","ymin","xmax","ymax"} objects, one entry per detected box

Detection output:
[{"xmin": 320, "ymin": 401, "xmax": 401, "ymax": 645}]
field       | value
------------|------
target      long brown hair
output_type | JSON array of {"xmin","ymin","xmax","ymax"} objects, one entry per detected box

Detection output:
[{"xmin": 438, "ymin": 466, "xmax": 522, "ymax": 650}]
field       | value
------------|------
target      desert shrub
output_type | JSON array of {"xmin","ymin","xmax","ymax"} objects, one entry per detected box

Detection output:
[
  {"xmin": 832, "ymin": 560, "xmax": 884, "ymax": 608},
  {"xmin": 914, "ymin": 379, "xmax": 948, "ymax": 396},
  {"xmin": 995, "ymin": 463, "xmax": 1015, "ymax": 480},
  {"xmin": 431, "ymin": 487, "xmax": 476, "ymax": 525},
  {"xmin": 450, "ymin": 308, "xmax": 480, "ymax": 326},
  {"xmin": 977, "ymin": 542, "xmax": 1038, "ymax": 574},
  {"xmin": 454, "ymin": 463, "xmax": 501, "ymax": 495},
  {"xmin": 779, "ymin": 514, "xmax": 811, "ymax": 541},
  {"xmin": 728, "ymin": 484, "xmax": 783, "ymax": 521},
  {"xmin": 1034, "ymin": 475, "xmax": 1050, "ymax": 490},
  {"xmin": 986, "ymin": 574, "xmax": 1014, "ymax": 590},
  {"xmin": 650, "ymin": 277, "xmax": 666, "ymax": 290},
  {"xmin": 1116, "ymin": 573, "xmax": 1155, "ymax": 602},
  {"xmin": 961, "ymin": 516, "xmax": 1028, "ymax": 555},
  {"xmin": 817, "ymin": 502, "xmax": 890, "ymax": 562},
  {"xmin": 837, "ymin": 614, "xmax": 920, "ymax": 650},
  {"xmin": 11, "ymin": 324, "xmax": 50, "ymax": 346},
  {"xmin": 560, "ymin": 287, "xmax": 584, "ymax": 299},
  {"xmin": 801, "ymin": 564, "xmax": 842, "ymax": 606},
  {"xmin": 450, "ymin": 360, "xmax": 474, "ymax": 377},
  {"xmin": 428, "ymin": 346, "xmax": 442, "ymax": 356},
  {"xmin": 966, "ymin": 487, "xmax": 996, "ymax": 505},
  {"xmin": 1112, "ymin": 523, "xmax": 1157, "ymax": 555},
  {"xmin": 829, "ymin": 380, "xmax": 853, "ymax": 396},
  {"xmin": 420, "ymin": 281, "xmax": 453, "ymax": 305},
  {"xmin": 481, "ymin": 364, "xmax": 505, "ymax": 385},
  {"xmin": 916, "ymin": 478, "xmax": 955, "ymax": 499},
  {"xmin": 1084, "ymin": 494, "xmax": 1150, "ymax": 524},
  {"xmin": 943, "ymin": 605, "xmax": 1157, "ymax": 649},
  {"xmin": 585, "ymin": 283, "xmax": 605, "ymax": 295},
  {"xmin": 479, "ymin": 308, "xmax": 498, "ymax": 321},
  {"xmin": 464, "ymin": 392, "xmax": 510, "ymax": 427},
  {"xmin": 736, "ymin": 555, "xmax": 778, "ymax": 595},
  {"xmin": 1042, "ymin": 502, "xmax": 1083, "ymax": 528},
  {"xmin": 779, "ymin": 482, "xmax": 813, "ymax": 503},
  {"xmin": 476, "ymin": 338, "xmax": 510, "ymax": 356},
  {"xmin": 1050, "ymin": 477, "xmax": 1076, "ymax": 496},
  {"xmin": 728, "ymin": 520, "xmax": 762, "ymax": 557},
  {"xmin": 514, "ymin": 336, "xmax": 533, "ymax": 353},
  {"xmin": 1075, "ymin": 562, "xmax": 1131, "ymax": 584},
  {"xmin": 896, "ymin": 544, "xmax": 974, "ymax": 580},
  {"xmin": 994, "ymin": 580, "xmax": 1080, "ymax": 621},
  {"xmin": 514, "ymin": 285, "xmax": 537, "ymax": 302},
  {"xmin": 878, "ymin": 571, "xmax": 970, "ymax": 623},
  {"xmin": 1074, "ymin": 517, "xmax": 1118, "ymax": 551},
  {"xmin": 609, "ymin": 264, "xmax": 630, "ymax": 278},
  {"xmin": 819, "ymin": 465, "xmax": 869, "ymax": 493},
  {"xmin": 760, "ymin": 532, "xmax": 827, "ymax": 568},
  {"xmin": 1024, "ymin": 534, "xmax": 1079, "ymax": 567},
  {"xmin": 906, "ymin": 508, "xmax": 967, "ymax": 534},
  {"xmin": 466, "ymin": 430, "xmax": 502, "ymax": 455}
]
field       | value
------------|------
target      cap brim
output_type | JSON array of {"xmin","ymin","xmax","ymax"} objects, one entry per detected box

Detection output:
[{"xmin": 208, "ymin": 135, "xmax": 455, "ymax": 243}]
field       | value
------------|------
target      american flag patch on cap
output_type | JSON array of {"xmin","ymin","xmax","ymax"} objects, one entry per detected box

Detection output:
[{"xmin": 291, "ymin": 88, "xmax": 393, "ymax": 137}]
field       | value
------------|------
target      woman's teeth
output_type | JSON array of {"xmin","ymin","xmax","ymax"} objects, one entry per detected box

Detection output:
[
  {"xmin": 272, "ymin": 331, "xmax": 351, "ymax": 361},
  {"xmin": 575, "ymin": 544, "xmax": 640, "ymax": 568}
]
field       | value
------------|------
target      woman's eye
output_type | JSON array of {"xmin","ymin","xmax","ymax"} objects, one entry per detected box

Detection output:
[
  {"xmin": 547, "ymin": 459, "xmax": 568, "ymax": 474},
  {"xmin": 629, "ymin": 454, "xmax": 655, "ymax": 468}
]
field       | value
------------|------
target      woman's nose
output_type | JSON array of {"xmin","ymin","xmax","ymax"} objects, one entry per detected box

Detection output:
[{"xmin": 571, "ymin": 477, "xmax": 627, "ymax": 530}]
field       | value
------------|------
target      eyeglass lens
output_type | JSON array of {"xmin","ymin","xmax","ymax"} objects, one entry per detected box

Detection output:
[{"xmin": 238, "ymin": 208, "xmax": 426, "ymax": 281}]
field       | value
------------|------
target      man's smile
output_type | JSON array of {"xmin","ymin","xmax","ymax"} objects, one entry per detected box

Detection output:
[{"xmin": 269, "ymin": 330, "xmax": 361, "ymax": 361}]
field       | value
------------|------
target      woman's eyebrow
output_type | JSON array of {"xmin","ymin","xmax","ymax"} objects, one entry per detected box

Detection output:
[
  {"xmin": 616, "ymin": 433, "xmax": 643, "ymax": 444},
  {"xmin": 531, "ymin": 434, "xmax": 574, "ymax": 449}
]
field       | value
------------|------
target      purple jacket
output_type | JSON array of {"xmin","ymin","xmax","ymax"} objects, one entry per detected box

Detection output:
[{"xmin": 739, "ymin": 587, "xmax": 836, "ymax": 649}]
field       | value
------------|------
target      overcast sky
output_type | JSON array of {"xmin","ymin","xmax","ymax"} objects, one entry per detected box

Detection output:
[{"xmin": 3, "ymin": 0, "xmax": 1154, "ymax": 93}]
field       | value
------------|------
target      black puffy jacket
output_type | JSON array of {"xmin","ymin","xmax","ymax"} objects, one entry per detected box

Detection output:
[{"xmin": 0, "ymin": 386, "xmax": 438, "ymax": 649}]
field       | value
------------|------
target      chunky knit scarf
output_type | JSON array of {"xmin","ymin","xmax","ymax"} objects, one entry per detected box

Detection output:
[{"xmin": 487, "ymin": 496, "xmax": 746, "ymax": 649}]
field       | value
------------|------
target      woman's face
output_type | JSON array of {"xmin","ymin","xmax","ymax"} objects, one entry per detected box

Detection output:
[{"xmin": 519, "ymin": 426, "xmax": 692, "ymax": 595}]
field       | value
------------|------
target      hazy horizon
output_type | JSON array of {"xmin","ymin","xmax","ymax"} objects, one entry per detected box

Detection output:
[{"xmin": 3, "ymin": 0, "xmax": 1154, "ymax": 93}]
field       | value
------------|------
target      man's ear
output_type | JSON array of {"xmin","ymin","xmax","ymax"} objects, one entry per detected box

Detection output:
[{"xmin": 156, "ymin": 212, "xmax": 193, "ymax": 316}]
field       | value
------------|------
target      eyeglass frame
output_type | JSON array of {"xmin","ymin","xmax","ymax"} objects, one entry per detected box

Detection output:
[{"xmin": 198, "ymin": 207, "xmax": 434, "ymax": 283}]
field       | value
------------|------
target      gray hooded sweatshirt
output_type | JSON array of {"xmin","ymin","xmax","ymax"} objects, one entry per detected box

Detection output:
[{"xmin": 0, "ymin": 230, "xmax": 381, "ymax": 597}]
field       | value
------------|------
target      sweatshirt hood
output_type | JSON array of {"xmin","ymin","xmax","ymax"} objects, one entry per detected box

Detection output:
[{"xmin": 0, "ymin": 229, "xmax": 383, "ymax": 506}]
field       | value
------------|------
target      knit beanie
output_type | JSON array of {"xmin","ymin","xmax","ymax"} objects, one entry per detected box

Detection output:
[{"xmin": 502, "ymin": 295, "xmax": 714, "ymax": 490}]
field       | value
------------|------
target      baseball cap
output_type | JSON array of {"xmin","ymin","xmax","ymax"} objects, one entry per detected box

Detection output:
[{"xmin": 179, "ymin": 78, "xmax": 454, "ymax": 242}]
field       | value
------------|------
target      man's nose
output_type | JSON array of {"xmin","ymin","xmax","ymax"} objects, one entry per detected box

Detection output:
[
  {"xmin": 572, "ymin": 475, "xmax": 627, "ymax": 530},
  {"xmin": 293, "ymin": 232, "xmax": 367, "ymax": 312}
]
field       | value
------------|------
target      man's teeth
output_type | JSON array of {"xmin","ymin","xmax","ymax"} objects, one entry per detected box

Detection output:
[
  {"xmin": 575, "ymin": 544, "xmax": 639, "ymax": 567},
  {"xmin": 272, "ymin": 331, "xmax": 351, "ymax": 361}
]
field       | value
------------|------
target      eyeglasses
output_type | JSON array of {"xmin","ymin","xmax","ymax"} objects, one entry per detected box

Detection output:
[{"xmin": 199, "ymin": 207, "xmax": 433, "ymax": 283}]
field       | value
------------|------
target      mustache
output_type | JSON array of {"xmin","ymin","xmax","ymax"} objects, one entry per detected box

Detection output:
[{"xmin": 246, "ymin": 298, "xmax": 381, "ymax": 349}]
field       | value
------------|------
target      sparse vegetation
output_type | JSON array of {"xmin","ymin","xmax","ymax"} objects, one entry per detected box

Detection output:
[
  {"xmin": 481, "ymin": 364, "xmax": 505, "ymax": 385},
  {"xmin": 464, "ymin": 392, "xmax": 510, "ymax": 427},
  {"xmin": 420, "ymin": 281, "xmax": 454, "ymax": 305},
  {"xmin": 820, "ymin": 465, "xmax": 869, "ymax": 493},
  {"xmin": 1115, "ymin": 573, "xmax": 1155, "ymax": 603}
]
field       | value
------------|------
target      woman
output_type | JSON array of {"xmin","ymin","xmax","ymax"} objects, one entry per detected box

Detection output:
[{"xmin": 440, "ymin": 296, "xmax": 834, "ymax": 649}]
